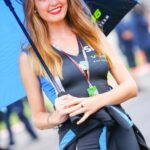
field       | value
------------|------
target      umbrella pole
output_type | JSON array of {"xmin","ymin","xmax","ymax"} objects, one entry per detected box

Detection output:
[
  {"xmin": 3, "ymin": 0, "xmax": 135, "ymax": 125},
  {"xmin": 3, "ymin": 0, "xmax": 82, "ymax": 123},
  {"xmin": 3, "ymin": 0, "xmax": 62, "ymax": 94}
]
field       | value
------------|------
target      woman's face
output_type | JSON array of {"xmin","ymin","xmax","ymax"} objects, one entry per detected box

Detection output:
[{"xmin": 34, "ymin": 0, "xmax": 68, "ymax": 23}]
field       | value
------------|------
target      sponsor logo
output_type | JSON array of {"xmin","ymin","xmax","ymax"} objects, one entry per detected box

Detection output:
[
  {"xmin": 83, "ymin": 46, "xmax": 94, "ymax": 52},
  {"xmin": 91, "ymin": 9, "xmax": 102, "ymax": 22},
  {"xmin": 91, "ymin": 9, "xmax": 110, "ymax": 28}
]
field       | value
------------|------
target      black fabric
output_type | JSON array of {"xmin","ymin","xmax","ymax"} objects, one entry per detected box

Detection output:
[
  {"xmin": 132, "ymin": 125, "xmax": 150, "ymax": 150},
  {"xmin": 53, "ymin": 38, "xmax": 110, "ymax": 98},
  {"xmin": 84, "ymin": 0, "xmax": 138, "ymax": 35},
  {"xmin": 76, "ymin": 124, "xmax": 140, "ymax": 150},
  {"xmin": 55, "ymin": 38, "xmax": 149, "ymax": 150},
  {"xmin": 107, "ymin": 124, "xmax": 140, "ymax": 150},
  {"xmin": 59, "ymin": 107, "xmax": 149, "ymax": 150},
  {"xmin": 76, "ymin": 126, "xmax": 102, "ymax": 150},
  {"xmin": 59, "ymin": 118, "xmax": 103, "ymax": 150}
]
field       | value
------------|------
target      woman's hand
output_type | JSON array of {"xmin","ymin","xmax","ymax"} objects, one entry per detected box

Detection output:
[
  {"xmin": 65, "ymin": 95, "xmax": 105, "ymax": 125},
  {"xmin": 54, "ymin": 95, "xmax": 71, "ymax": 124}
]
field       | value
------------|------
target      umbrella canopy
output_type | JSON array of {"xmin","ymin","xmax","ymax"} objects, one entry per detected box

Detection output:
[
  {"xmin": 0, "ymin": 0, "xmax": 138, "ymax": 108},
  {"xmin": 0, "ymin": 0, "xmax": 26, "ymax": 108},
  {"xmin": 83, "ymin": 0, "xmax": 139, "ymax": 35}
]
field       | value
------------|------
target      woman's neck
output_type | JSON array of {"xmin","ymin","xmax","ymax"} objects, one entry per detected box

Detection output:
[{"xmin": 48, "ymin": 20, "xmax": 74, "ymax": 41}]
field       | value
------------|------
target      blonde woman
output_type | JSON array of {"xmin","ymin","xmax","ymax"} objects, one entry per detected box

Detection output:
[{"xmin": 19, "ymin": 0, "xmax": 141, "ymax": 149}]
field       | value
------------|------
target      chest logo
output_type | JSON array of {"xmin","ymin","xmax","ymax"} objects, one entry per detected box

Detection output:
[{"xmin": 83, "ymin": 46, "xmax": 94, "ymax": 53}]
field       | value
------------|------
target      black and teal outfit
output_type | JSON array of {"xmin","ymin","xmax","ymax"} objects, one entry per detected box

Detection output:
[{"xmin": 22, "ymin": 39, "xmax": 149, "ymax": 150}]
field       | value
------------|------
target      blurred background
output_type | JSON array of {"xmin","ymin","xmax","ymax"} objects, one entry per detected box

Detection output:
[{"xmin": 0, "ymin": 0, "xmax": 150, "ymax": 150}]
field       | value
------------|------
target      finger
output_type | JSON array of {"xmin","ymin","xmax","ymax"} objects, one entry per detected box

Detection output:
[
  {"xmin": 69, "ymin": 107, "xmax": 86, "ymax": 117},
  {"xmin": 66, "ymin": 99, "xmax": 81, "ymax": 107},
  {"xmin": 56, "ymin": 99, "xmax": 74, "ymax": 109},
  {"xmin": 66, "ymin": 104, "xmax": 82, "ymax": 114},
  {"xmin": 57, "ymin": 94, "xmax": 70, "ymax": 100},
  {"xmin": 55, "ymin": 101, "xmax": 65, "ymax": 108},
  {"xmin": 77, "ymin": 113, "xmax": 89, "ymax": 125},
  {"xmin": 55, "ymin": 101, "xmax": 69, "ymax": 110},
  {"xmin": 55, "ymin": 95, "xmax": 71, "ymax": 105},
  {"xmin": 67, "ymin": 94, "xmax": 76, "ymax": 98},
  {"xmin": 62, "ymin": 109, "xmax": 69, "ymax": 115}
]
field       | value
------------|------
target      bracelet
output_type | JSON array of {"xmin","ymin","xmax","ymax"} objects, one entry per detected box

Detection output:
[{"xmin": 47, "ymin": 112, "xmax": 60, "ymax": 129}]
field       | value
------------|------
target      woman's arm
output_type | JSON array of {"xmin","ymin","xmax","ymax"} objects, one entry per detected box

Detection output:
[
  {"xmin": 95, "ymin": 31, "xmax": 138, "ymax": 106},
  {"xmin": 65, "ymin": 31, "xmax": 138, "ymax": 124},
  {"xmin": 19, "ymin": 53, "xmax": 68, "ymax": 129}
]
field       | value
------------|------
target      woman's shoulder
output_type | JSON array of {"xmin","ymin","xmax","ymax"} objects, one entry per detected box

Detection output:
[
  {"xmin": 19, "ymin": 50, "xmax": 29, "ymax": 63},
  {"xmin": 19, "ymin": 50, "xmax": 38, "ymax": 81},
  {"xmin": 21, "ymin": 49, "xmax": 30, "ymax": 55},
  {"xmin": 19, "ymin": 50, "xmax": 32, "ymax": 74}
]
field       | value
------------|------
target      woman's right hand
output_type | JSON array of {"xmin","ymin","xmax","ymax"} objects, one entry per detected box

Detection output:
[{"xmin": 54, "ymin": 95, "xmax": 71, "ymax": 124}]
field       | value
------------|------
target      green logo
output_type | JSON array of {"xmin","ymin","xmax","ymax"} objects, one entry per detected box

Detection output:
[
  {"xmin": 91, "ymin": 54, "xmax": 97, "ymax": 59},
  {"xmin": 91, "ymin": 9, "xmax": 102, "ymax": 22}
]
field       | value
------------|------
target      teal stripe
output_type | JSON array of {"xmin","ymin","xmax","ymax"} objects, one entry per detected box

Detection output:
[
  {"xmin": 99, "ymin": 126, "xmax": 107, "ymax": 150},
  {"xmin": 111, "ymin": 106, "xmax": 133, "ymax": 126},
  {"xmin": 59, "ymin": 130, "xmax": 76, "ymax": 150}
]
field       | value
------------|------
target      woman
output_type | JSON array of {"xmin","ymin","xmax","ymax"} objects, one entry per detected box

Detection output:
[{"xmin": 19, "ymin": 0, "xmax": 140, "ymax": 149}]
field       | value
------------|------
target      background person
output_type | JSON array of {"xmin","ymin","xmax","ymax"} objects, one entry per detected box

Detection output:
[
  {"xmin": 131, "ymin": 5, "xmax": 150, "ymax": 65},
  {"xmin": 3, "ymin": 99, "xmax": 38, "ymax": 146},
  {"xmin": 116, "ymin": 17, "xmax": 137, "ymax": 74}
]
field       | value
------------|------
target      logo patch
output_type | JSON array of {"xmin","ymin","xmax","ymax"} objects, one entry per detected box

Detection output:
[{"xmin": 83, "ymin": 46, "xmax": 94, "ymax": 53}]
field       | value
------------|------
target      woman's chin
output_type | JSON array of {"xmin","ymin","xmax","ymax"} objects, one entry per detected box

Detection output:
[{"xmin": 47, "ymin": 16, "xmax": 66, "ymax": 24}]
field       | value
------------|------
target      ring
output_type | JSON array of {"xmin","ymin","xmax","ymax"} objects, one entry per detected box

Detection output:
[{"xmin": 80, "ymin": 104, "xmax": 84, "ymax": 108}]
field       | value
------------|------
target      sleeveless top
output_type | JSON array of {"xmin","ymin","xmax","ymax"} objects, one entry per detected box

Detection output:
[
  {"xmin": 22, "ymin": 40, "xmax": 148, "ymax": 150},
  {"xmin": 37, "ymin": 39, "xmax": 110, "ymax": 105}
]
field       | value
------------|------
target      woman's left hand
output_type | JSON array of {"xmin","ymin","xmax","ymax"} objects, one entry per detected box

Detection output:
[{"xmin": 65, "ymin": 95, "xmax": 104, "ymax": 125}]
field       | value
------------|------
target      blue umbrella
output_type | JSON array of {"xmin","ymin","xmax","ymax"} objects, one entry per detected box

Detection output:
[
  {"xmin": 0, "ymin": 0, "xmax": 26, "ymax": 108},
  {"xmin": 0, "ymin": 0, "xmax": 139, "ymax": 108}
]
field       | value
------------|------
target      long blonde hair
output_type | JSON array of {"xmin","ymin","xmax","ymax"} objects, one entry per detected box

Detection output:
[{"xmin": 23, "ymin": 0, "xmax": 111, "ymax": 78}]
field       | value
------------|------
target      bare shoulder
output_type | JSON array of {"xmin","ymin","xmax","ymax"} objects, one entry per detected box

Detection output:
[
  {"xmin": 19, "ymin": 52, "xmax": 45, "ymax": 119},
  {"xmin": 19, "ymin": 51, "xmax": 41, "ymax": 98},
  {"xmin": 19, "ymin": 51, "xmax": 33, "ymax": 71},
  {"xmin": 19, "ymin": 52, "xmax": 37, "ymax": 80},
  {"xmin": 19, "ymin": 52, "xmax": 31, "ymax": 75},
  {"xmin": 19, "ymin": 52, "xmax": 29, "ymax": 65}
]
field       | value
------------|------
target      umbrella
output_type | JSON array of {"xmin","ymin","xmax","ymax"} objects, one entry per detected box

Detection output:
[
  {"xmin": 0, "ymin": 0, "xmax": 139, "ymax": 108},
  {"xmin": 0, "ymin": 0, "xmax": 26, "ymax": 108},
  {"xmin": 83, "ymin": 0, "xmax": 139, "ymax": 35}
]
